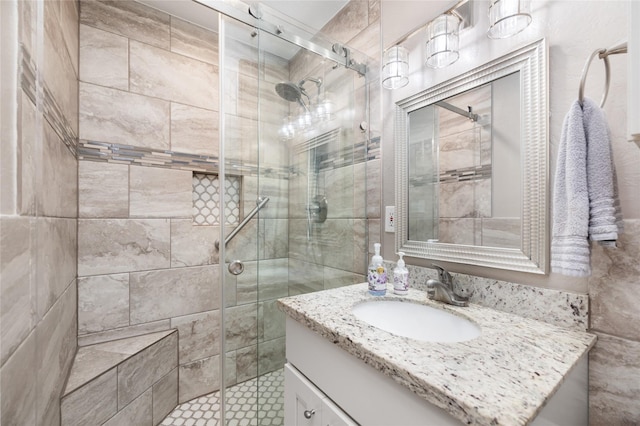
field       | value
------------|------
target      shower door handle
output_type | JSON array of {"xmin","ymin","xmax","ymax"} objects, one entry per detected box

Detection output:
[{"xmin": 228, "ymin": 260, "xmax": 244, "ymax": 275}]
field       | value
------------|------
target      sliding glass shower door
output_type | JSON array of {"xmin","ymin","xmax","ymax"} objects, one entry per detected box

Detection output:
[{"xmin": 217, "ymin": 5, "xmax": 370, "ymax": 424}]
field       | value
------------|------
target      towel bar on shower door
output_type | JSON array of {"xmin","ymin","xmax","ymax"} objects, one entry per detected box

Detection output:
[{"xmin": 215, "ymin": 196, "xmax": 270, "ymax": 250}]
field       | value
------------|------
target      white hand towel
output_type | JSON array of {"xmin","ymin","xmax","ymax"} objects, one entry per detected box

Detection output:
[
  {"xmin": 551, "ymin": 98, "xmax": 622, "ymax": 277},
  {"xmin": 551, "ymin": 101, "xmax": 591, "ymax": 277},
  {"xmin": 582, "ymin": 98, "xmax": 622, "ymax": 243}
]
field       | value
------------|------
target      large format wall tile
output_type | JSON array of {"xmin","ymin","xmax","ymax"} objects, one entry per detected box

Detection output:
[
  {"xmin": 60, "ymin": 368, "xmax": 118, "ymax": 426},
  {"xmin": 0, "ymin": 216, "xmax": 35, "ymax": 365},
  {"xmin": 236, "ymin": 259, "xmax": 288, "ymax": 305},
  {"xmin": 235, "ymin": 345, "xmax": 257, "ymax": 383},
  {"xmin": 225, "ymin": 303, "xmax": 258, "ymax": 351},
  {"xmin": 222, "ymin": 114, "xmax": 257, "ymax": 164},
  {"xmin": 170, "ymin": 220, "xmax": 218, "ymax": 267},
  {"xmin": 36, "ymin": 282, "xmax": 77, "ymax": 425},
  {"xmin": 40, "ymin": 121, "xmax": 78, "ymax": 218},
  {"xmin": 79, "ymin": 24, "xmax": 129, "ymax": 90},
  {"xmin": 0, "ymin": 330, "xmax": 37, "ymax": 425},
  {"xmin": 129, "ymin": 40, "xmax": 218, "ymax": 110},
  {"xmin": 103, "ymin": 388, "xmax": 152, "ymax": 426},
  {"xmin": 78, "ymin": 219, "xmax": 170, "ymax": 276},
  {"xmin": 259, "ymin": 299, "xmax": 285, "ymax": 342},
  {"xmin": 589, "ymin": 333, "xmax": 640, "ymax": 424},
  {"xmin": 481, "ymin": 217, "xmax": 520, "ymax": 249},
  {"xmin": 129, "ymin": 265, "xmax": 219, "ymax": 324},
  {"xmin": 225, "ymin": 218, "xmax": 259, "ymax": 262},
  {"xmin": 242, "ymin": 176, "xmax": 288, "ymax": 219},
  {"xmin": 117, "ymin": 331, "xmax": 178, "ymax": 408},
  {"xmin": 59, "ymin": 0, "xmax": 79, "ymax": 74},
  {"xmin": 258, "ymin": 337, "xmax": 285, "ymax": 376},
  {"xmin": 322, "ymin": 266, "xmax": 364, "ymax": 290},
  {"xmin": 80, "ymin": 0, "xmax": 171, "ymax": 50},
  {"xmin": 129, "ymin": 166, "xmax": 192, "ymax": 218},
  {"xmin": 590, "ymin": 220, "xmax": 640, "ymax": 341},
  {"xmin": 79, "ymin": 82, "xmax": 171, "ymax": 149},
  {"xmin": 170, "ymin": 310, "xmax": 220, "ymax": 364},
  {"xmin": 153, "ymin": 368, "xmax": 178, "ymax": 424},
  {"xmin": 79, "ymin": 160, "xmax": 129, "ymax": 218},
  {"xmin": 170, "ymin": 103, "xmax": 218, "ymax": 156},
  {"xmin": 19, "ymin": 0, "xmax": 36, "ymax": 60},
  {"xmin": 170, "ymin": 16, "xmax": 217, "ymax": 65},
  {"xmin": 17, "ymin": 93, "xmax": 37, "ymax": 215},
  {"xmin": 260, "ymin": 219, "xmax": 289, "ymax": 260},
  {"xmin": 324, "ymin": 165, "xmax": 356, "ymax": 218},
  {"xmin": 78, "ymin": 273, "xmax": 129, "ymax": 334},
  {"xmin": 36, "ymin": 217, "xmax": 77, "ymax": 319},
  {"xmin": 178, "ymin": 355, "xmax": 220, "ymax": 403},
  {"xmin": 44, "ymin": 0, "xmax": 78, "ymax": 134}
]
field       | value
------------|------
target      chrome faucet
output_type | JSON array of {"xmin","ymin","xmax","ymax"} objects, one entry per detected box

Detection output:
[{"xmin": 426, "ymin": 264, "xmax": 469, "ymax": 307}]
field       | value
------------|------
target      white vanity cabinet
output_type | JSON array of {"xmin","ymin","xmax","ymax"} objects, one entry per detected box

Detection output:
[
  {"xmin": 285, "ymin": 317, "xmax": 589, "ymax": 426},
  {"xmin": 284, "ymin": 363, "xmax": 357, "ymax": 426}
]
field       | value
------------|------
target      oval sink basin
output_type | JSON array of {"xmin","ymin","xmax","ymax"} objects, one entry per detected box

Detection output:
[{"xmin": 351, "ymin": 300, "xmax": 480, "ymax": 343}]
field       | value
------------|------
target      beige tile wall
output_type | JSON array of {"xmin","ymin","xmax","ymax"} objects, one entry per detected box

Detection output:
[
  {"xmin": 77, "ymin": 0, "xmax": 293, "ymax": 403},
  {"xmin": 0, "ymin": 1, "xmax": 79, "ymax": 425}
]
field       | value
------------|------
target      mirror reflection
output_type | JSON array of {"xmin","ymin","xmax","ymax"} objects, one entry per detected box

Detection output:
[{"xmin": 407, "ymin": 72, "xmax": 521, "ymax": 249}]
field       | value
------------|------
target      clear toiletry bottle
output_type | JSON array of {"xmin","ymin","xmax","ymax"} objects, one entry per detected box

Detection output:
[
  {"xmin": 393, "ymin": 252, "xmax": 409, "ymax": 295},
  {"xmin": 367, "ymin": 243, "xmax": 387, "ymax": 296}
]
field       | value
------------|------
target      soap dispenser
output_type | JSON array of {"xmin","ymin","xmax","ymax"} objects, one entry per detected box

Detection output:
[
  {"xmin": 367, "ymin": 243, "xmax": 387, "ymax": 296},
  {"xmin": 393, "ymin": 252, "xmax": 409, "ymax": 295}
]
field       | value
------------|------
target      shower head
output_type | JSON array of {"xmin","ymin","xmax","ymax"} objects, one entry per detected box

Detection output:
[
  {"xmin": 275, "ymin": 81, "xmax": 310, "ymax": 112},
  {"xmin": 275, "ymin": 81, "xmax": 303, "ymax": 103},
  {"xmin": 275, "ymin": 77, "xmax": 323, "ymax": 111}
]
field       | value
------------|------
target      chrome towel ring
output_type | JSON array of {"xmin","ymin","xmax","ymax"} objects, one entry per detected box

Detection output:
[{"xmin": 578, "ymin": 42, "xmax": 627, "ymax": 108}]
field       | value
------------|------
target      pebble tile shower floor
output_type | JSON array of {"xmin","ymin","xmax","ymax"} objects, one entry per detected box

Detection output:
[{"xmin": 162, "ymin": 369, "xmax": 284, "ymax": 426}]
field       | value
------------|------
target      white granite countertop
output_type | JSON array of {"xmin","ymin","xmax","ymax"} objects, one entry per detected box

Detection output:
[{"xmin": 277, "ymin": 283, "xmax": 596, "ymax": 426}]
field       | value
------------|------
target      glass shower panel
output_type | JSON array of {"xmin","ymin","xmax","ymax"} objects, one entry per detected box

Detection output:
[
  {"xmin": 219, "ymin": 8, "xmax": 369, "ymax": 425},
  {"xmin": 219, "ymin": 13, "xmax": 262, "ymax": 425}
]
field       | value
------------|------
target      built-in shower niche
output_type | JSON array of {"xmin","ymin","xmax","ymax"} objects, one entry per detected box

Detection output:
[{"xmin": 192, "ymin": 173, "xmax": 241, "ymax": 226}]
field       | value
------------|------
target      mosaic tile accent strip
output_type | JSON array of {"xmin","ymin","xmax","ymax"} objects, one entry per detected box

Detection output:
[
  {"xmin": 20, "ymin": 45, "xmax": 78, "ymax": 157},
  {"xmin": 162, "ymin": 368, "xmax": 284, "ymax": 426},
  {"xmin": 193, "ymin": 174, "xmax": 241, "ymax": 226},
  {"xmin": 79, "ymin": 140, "xmax": 292, "ymax": 179},
  {"xmin": 291, "ymin": 129, "xmax": 377, "ymax": 176},
  {"xmin": 439, "ymin": 163, "xmax": 492, "ymax": 183}
]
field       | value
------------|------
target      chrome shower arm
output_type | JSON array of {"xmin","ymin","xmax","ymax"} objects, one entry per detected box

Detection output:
[{"xmin": 215, "ymin": 196, "xmax": 270, "ymax": 250}]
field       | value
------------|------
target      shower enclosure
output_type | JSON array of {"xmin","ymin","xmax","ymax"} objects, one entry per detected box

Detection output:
[{"xmin": 196, "ymin": 1, "xmax": 372, "ymax": 423}]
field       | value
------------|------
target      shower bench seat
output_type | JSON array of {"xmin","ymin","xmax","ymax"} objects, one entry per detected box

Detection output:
[{"xmin": 60, "ymin": 329, "xmax": 179, "ymax": 425}]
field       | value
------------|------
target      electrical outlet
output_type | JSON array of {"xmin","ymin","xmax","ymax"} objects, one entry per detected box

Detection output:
[{"xmin": 385, "ymin": 206, "xmax": 395, "ymax": 232}]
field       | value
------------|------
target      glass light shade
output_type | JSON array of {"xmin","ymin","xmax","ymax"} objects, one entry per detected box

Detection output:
[
  {"xmin": 382, "ymin": 46, "xmax": 409, "ymax": 89},
  {"xmin": 315, "ymin": 97, "xmax": 334, "ymax": 121},
  {"xmin": 279, "ymin": 116, "xmax": 295, "ymax": 140},
  {"xmin": 487, "ymin": 0, "xmax": 532, "ymax": 39},
  {"xmin": 425, "ymin": 14, "xmax": 461, "ymax": 69}
]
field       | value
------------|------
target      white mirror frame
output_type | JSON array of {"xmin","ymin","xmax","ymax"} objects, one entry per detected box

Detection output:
[{"xmin": 395, "ymin": 39, "xmax": 548, "ymax": 274}]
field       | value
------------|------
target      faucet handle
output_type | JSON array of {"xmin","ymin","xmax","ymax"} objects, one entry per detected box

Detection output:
[{"xmin": 431, "ymin": 263, "xmax": 453, "ymax": 285}]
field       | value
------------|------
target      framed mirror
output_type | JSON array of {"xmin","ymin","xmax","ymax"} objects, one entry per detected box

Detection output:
[{"xmin": 395, "ymin": 39, "xmax": 548, "ymax": 274}]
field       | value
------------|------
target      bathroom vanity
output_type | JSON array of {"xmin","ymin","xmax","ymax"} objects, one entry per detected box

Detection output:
[{"xmin": 278, "ymin": 284, "xmax": 596, "ymax": 426}]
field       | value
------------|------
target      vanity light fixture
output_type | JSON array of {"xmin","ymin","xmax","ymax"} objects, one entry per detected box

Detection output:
[
  {"xmin": 382, "ymin": 0, "xmax": 473, "ymax": 90},
  {"xmin": 487, "ymin": 0, "xmax": 532, "ymax": 39},
  {"xmin": 425, "ymin": 14, "xmax": 461, "ymax": 69},
  {"xmin": 382, "ymin": 46, "xmax": 410, "ymax": 89}
]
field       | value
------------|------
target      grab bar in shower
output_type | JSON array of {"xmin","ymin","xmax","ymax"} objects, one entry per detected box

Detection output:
[{"xmin": 215, "ymin": 196, "xmax": 270, "ymax": 250}]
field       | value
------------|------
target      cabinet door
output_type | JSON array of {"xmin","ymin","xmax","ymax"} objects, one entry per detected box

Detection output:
[
  {"xmin": 321, "ymin": 397, "xmax": 358, "ymax": 426},
  {"xmin": 285, "ymin": 364, "xmax": 323, "ymax": 426}
]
